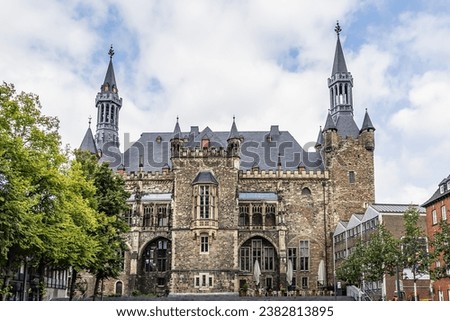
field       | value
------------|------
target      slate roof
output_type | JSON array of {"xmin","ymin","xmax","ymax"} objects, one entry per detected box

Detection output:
[
  {"xmin": 360, "ymin": 109, "xmax": 375, "ymax": 132},
  {"xmin": 315, "ymin": 127, "xmax": 323, "ymax": 148},
  {"xmin": 103, "ymin": 57, "xmax": 117, "ymax": 91},
  {"xmin": 120, "ymin": 126, "xmax": 324, "ymax": 173},
  {"xmin": 79, "ymin": 127, "xmax": 98, "ymax": 154},
  {"xmin": 228, "ymin": 118, "xmax": 240, "ymax": 140},
  {"xmin": 192, "ymin": 171, "xmax": 219, "ymax": 185},
  {"xmin": 335, "ymin": 114, "xmax": 360, "ymax": 138},
  {"xmin": 422, "ymin": 174, "xmax": 450, "ymax": 207},
  {"xmin": 332, "ymin": 36, "xmax": 348, "ymax": 75},
  {"xmin": 323, "ymin": 113, "xmax": 336, "ymax": 131}
]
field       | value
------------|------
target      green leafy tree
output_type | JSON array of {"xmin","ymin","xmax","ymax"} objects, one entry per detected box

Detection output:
[
  {"xmin": 429, "ymin": 220, "xmax": 450, "ymax": 280},
  {"xmin": 400, "ymin": 206, "xmax": 430, "ymax": 301},
  {"xmin": 336, "ymin": 242, "xmax": 365, "ymax": 286},
  {"xmin": 361, "ymin": 225, "xmax": 400, "ymax": 282},
  {"xmin": 74, "ymin": 150, "xmax": 130, "ymax": 301},
  {"xmin": 336, "ymin": 226, "xmax": 400, "ymax": 288},
  {"xmin": 0, "ymin": 82, "xmax": 64, "ymax": 299},
  {"xmin": 0, "ymin": 83, "xmax": 99, "ymax": 300}
]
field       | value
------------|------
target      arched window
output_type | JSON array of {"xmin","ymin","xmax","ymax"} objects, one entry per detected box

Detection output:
[
  {"xmin": 100, "ymin": 104, "xmax": 104, "ymax": 122},
  {"xmin": 105, "ymin": 104, "xmax": 110, "ymax": 122},
  {"xmin": 239, "ymin": 237, "xmax": 277, "ymax": 272},
  {"xmin": 239, "ymin": 204, "xmax": 249, "ymax": 226},
  {"xmin": 252, "ymin": 204, "xmax": 262, "ymax": 227},
  {"xmin": 111, "ymin": 106, "xmax": 115, "ymax": 124},
  {"xmin": 115, "ymin": 281, "xmax": 123, "ymax": 296},
  {"xmin": 265, "ymin": 204, "xmax": 276, "ymax": 227},
  {"xmin": 142, "ymin": 238, "xmax": 171, "ymax": 272},
  {"xmin": 301, "ymin": 187, "xmax": 311, "ymax": 196}
]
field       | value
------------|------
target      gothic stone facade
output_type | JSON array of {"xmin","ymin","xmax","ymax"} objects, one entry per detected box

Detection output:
[{"xmin": 80, "ymin": 26, "xmax": 376, "ymax": 296}]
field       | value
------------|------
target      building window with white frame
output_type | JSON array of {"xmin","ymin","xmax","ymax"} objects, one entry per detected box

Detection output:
[
  {"xmin": 200, "ymin": 235, "xmax": 209, "ymax": 253},
  {"xmin": 194, "ymin": 273, "xmax": 214, "ymax": 288},
  {"xmin": 194, "ymin": 184, "xmax": 217, "ymax": 220},
  {"xmin": 442, "ymin": 205, "xmax": 447, "ymax": 221},
  {"xmin": 299, "ymin": 240, "xmax": 310, "ymax": 271},
  {"xmin": 432, "ymin": 209, "xmax": 438, "ymax": 225}
]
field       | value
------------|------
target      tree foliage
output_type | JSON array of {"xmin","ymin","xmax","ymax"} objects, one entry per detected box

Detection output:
[
  {"xmin": 336, "ymin": 225, "xmax": 400, "ymax": 286},
  {"xmin": 0, "ymin": 83, "xmax": 129, "ymax": 301},
  {"xmin": 336, "ymin": 206, "xmax": 428, "ymax": 295},
  {"xmin": 0, "ymin": 83, "xmax": 100, "ymax": 299},
  {"xmin": 430, "ymin": 220, "xmax": 450, "ymax": 280},
  {"xmin": 74, "ymin": 150, "xmax": 130, "ymax": 300},
  {"xmin": 400, "ymin": 207, "xmax": 430, "ymax": 280}
]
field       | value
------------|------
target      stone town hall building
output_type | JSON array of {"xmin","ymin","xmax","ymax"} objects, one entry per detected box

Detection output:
[{"xmin": 80, "ymin": 24, "xmax": 375, "ymax": 296}]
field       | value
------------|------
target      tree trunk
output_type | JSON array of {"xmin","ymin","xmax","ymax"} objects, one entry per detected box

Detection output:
[
  {"xmin": 69, "ymin": 269, "xmax": 78, "ymax": 301},
  {"xmin": 92, "ymin": 276, "xmax": 100, "ymax": 301},
  {"xmin": 37, "ymin": 262, "xmax": 45, "ymax": 301}
]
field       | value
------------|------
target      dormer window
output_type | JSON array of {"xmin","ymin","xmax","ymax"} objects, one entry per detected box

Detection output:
[
  {"xmin": 440, "ymin": 185, "xmax": 445, "ymax": 194},
  {"xmin": 447, "ymin": 181, "xmax": 450, "ymax": 191}
]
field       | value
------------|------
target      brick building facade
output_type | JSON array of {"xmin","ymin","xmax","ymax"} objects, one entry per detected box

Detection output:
[
  {"xmin": 422, "ymin": 174, "xmax": 450, "ymax": 301},
  {"xmin": 80, "ymin": 24, "xmax": 376, "ymax": 297}
]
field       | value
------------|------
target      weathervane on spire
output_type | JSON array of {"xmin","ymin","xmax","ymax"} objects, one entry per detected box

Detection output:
[
  {"xmin": 335, "ymin": 21, "xmax": 342, "ymax": 36},
  {"xmin": 88, "ymin": 115, "xmax": 92, "ymax": 128},
  {"xmin": 108, "ymin": 45, "xmax": 115, "ymax": 59}
]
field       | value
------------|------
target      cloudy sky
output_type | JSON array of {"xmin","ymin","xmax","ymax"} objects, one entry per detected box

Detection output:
[{"xmin": 1, "ymin": 0, "xmax": 449, "ymax": 205}]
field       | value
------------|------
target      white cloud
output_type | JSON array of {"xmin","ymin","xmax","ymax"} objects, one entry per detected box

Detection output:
[
  {"xmin": 1, "ymin": 0, "xmax": 449, "ymax": 206},
  {"xmin": 391, "ymin": 71, "xmax": 450, "ymax": 137}
]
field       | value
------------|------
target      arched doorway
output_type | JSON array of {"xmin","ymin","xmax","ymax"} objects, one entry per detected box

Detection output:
[
  {"xmin": 138, "ymin": 237, "xmax": 171, "ymax": 295},
  {"xmin": 239, "ymin": 236, "xmax": 279, "ymax": 292},
  {"xmin": 115, "ymin": 281, "xmax": 123, "ymax": 296}
]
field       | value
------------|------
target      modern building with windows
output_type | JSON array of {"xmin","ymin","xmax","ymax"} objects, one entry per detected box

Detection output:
[
  {"xmin": 332, "ymin": 203, "xmax": 430, "ymax": 301},
  {"xmin": 80, "ymin": 24, "xmax": 376, "ymax": 296},
  {"xmin": 422, "ymin": 174, "xmax": 450, "ymax": 301}
]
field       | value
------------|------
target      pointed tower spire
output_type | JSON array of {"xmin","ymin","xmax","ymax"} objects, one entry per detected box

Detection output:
[
  {"xmin": 323, "ymin": 113, "xmax": 336, "ymax": 132},
  {"xmin": 331, "ymin": 22, "xmax": 348, "ymax": 75},
  {"xmin": 227, "ymin": 116, "xmax": 241, "ymax": 160},
  {"xmin": 80, "ymin": 117, "xmax": 98, "ymax": 155},
  {"xmin": 95, "ymin": 45, "xmax": 123, "ymax": 153},
  {"xmin": 171, "ymin": 116, "xmax": 183, "ymax": 157},
  {"xmin": 173, "ymin": 116, "xmax": 182, "ymax": 138},
  {"xmin": 360, "ymin": 109, "xmax": 375, "ymax": 132},
  {"xmin": 103, "ymin": 45, "xmax": 118, "ymax": 93},
  {"xmin": 227, "ymin": 115, "xmax": 239, "ymax": 140},
  {"xmin": 328, "ymin": 21, "xmax": 354, "ymax": 122}
]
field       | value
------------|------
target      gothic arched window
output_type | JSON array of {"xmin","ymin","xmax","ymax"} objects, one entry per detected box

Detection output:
[{"xmin": 142, "ymin": 238, "xmax": 171, "ymax": 273}]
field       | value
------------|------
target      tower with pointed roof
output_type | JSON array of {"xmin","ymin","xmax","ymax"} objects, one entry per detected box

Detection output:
[
  {"xmin": 79, "ymin": 117, "xmax": 99, "ymax": 155},
  {"xmin": 95, "ymin": 45, "xmax": 122, "ymax": 155},
  {"xmin": 319, "ymin": 22, "xmax": 376, "ymax": 224},
  {"xmin": 227, "ymin": 116, "xmax": 241, "ymax": 164}
]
